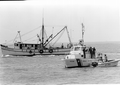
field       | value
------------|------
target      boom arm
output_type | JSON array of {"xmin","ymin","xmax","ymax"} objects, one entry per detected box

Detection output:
[
  {"xmin": 37, "ymin": 34, "xmax": 41, "ymax": 42},
  {"xmin": 65, "ymin": 26, "xmax": 72, "ymax": 45},
  {"xmin": 44, "ymin": 34, "xmax": 53, "ymax": 45},
  {"xmin": 44, "ymin": 26, "xmax": 66, "ymax": 47}
]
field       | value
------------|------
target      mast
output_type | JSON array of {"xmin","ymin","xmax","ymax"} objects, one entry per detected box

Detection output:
[
  {"xmin": 18, "ymin": 31, "xmax": 22, "ymax": 43},
  {"xmin": 41, "ymin": 11, "xmax": 44, "ymax": 48},
  {"xmin": 81, "ymin": 23, "xmax": 85, "ymax": 45}
]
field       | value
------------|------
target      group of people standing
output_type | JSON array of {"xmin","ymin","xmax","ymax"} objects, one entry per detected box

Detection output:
[
  {"xmin": 83, "ymin": 46, "xmax": 96, "ymax": 59},
  {"xmin": 82, "ymin": 46, "xmax": 108, "ymax": 62}
]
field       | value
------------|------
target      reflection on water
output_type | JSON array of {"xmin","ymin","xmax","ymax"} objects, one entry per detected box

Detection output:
[{"xmin": 0, "ymin": 54, "xmax": 120, "ymax": 85}]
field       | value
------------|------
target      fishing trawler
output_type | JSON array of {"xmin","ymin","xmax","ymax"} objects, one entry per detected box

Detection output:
[{"xmin": 0, "ymin": 17, "xmax": 72, "ymax": 56}]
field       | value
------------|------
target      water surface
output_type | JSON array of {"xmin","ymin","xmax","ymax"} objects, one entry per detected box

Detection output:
[{"xmin": 0, "ymin": 42, "xmax": 120, "ymax": 85}]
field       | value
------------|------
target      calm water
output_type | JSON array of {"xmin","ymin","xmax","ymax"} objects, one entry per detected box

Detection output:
[{"xmin": 0, "ymin": 42, "xmax": 120, "ymax": 85}]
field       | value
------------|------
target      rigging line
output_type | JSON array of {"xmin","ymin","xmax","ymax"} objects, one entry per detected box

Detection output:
[
  {"xmin": 44, "ymin": 26, "xmax": 66, "ymax": 46},
  {"xmin": 2, "ymin": 26, "xmax": 41, "ymax": 44},
  {"xmin": 52, "ymin": 29, "xmax": 65, "ymax": 46},
  {"xmin": 24, "ymin": 39, "xmax": 38, "ymax": 42},
  {"xmin": 13, "ymin": 32, "xmax": 19, "ymax": 43},
  {"xmin": 52, "ymin": 27, "xmax": 54, "ymax": 35},
  {"xmin": 44, "ymin": 25, "xmax": 66, "ymax": 27},
  {"xmin": 21, "ymin": 26, "xmax": 41, "ymax": 37},
  {"xmin": 39, "ymin": 28, "xmax": 42, "ymax": 38},
  {"xmin": 2, "ymin": 37, "xmax": 16, "ymax": 44},
  {"xmin": 23, "ymin": 35, "xmax": 37, "ymax": 42},
  {"xmin": 66, "ymin": 27, "xmax": 72, "ymax": 44},
  {"xmin": 2, "ymin": 33, "xmax": 19, "ymax": 44},
  {"xmin": 7, "ymin": 44, "xmax": 14, "ymax": 46},
  {"xmin": 44, "ymin": 29, "xmax": 48, "ymax": 40},
  {"xmin": 31, "ymin": 39, "xmax": 38, "ymax": 41}
]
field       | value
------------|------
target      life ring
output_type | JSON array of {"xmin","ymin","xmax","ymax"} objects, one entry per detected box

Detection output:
[
  {"xmin": 49, "ymin": 49, "xmax": 53, "ymax": 53},
  {"xmin": 39, "ymin": 49, "xmax": 44, "ymax": 54},
  {"xmin": 92, "ymin": 62, "xmax": 98, "ymax": 67}
]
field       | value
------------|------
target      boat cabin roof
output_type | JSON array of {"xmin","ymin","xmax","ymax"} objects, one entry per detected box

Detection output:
[{"xmin": 71, "ymin": 45, "xmax": 83, "ymax": 51}]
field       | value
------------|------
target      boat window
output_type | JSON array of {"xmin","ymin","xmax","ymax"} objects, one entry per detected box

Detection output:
[
  {"xmin": 35, "ymin": 45, "xmax": 37, "ymax": 49},
  {"xmin": 18, "ymin": 42, "xmax": 22, "ymax": 43},
  {"xmin": 19, "ymin": 44, "xmax": 22, "ymax": 49},
  {"xmin": 33, "ymin": 45, "xmax": 35, "ymax": 47},
  {"xmin": 31, "ymin": 44, "xmax": 33, "ymax": 47},
  {"xmin": 22, "ymin": 44, "xmax": 24, "ymax": 47},
  {"xmin": 74, "ymin": 47, "xmax": 81, "ymax": 51},
  {"xmin": 14, "ymin": 43, "xmax": 18, "ymax": 46},
  {"xmin": 27, "ymin": 45, "xmax": 30, "ymax": 47},
  {"xmin": 25, "ymin": 44, "xmax": 27, "ymax": 47}
]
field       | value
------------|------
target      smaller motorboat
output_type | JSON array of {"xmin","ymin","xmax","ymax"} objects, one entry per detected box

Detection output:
[
  {"xmin": 96, "ymin": 53, "xmax": 120, "ymax": 67},
  {"xmin": 98, "ymin": 59, "xmax": 120, "ymax": 67}
]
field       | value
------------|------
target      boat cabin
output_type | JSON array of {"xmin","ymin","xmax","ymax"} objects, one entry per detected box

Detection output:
[
  {"xmin": 70, "ymin": 45, "xmax": 83, "ymax": 55},
  {"xmin": 66, "ymin": 45, "xmax": 96, "ymax": 59},
  {"xmin": 14, "ymin": 42, "xmax": 41, "ymax": 50}
]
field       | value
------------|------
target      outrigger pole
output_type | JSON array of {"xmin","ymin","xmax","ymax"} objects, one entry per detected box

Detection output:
[
  {"xmin": 44, "ymin": 26, "xmax": 67, "ymax": 47},
  {"xmin": 66, "ymin": 26, "xmax": 72, "ymax": 46}
]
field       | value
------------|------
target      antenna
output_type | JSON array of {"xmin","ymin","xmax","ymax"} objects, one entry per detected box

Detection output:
[
  {"xmin": 42, "ymin": 8, "xmax": 44, "ymax": 27},
  {"xmin": 81, "ymin": 23, "xmax": 85, "ymax": 45}
]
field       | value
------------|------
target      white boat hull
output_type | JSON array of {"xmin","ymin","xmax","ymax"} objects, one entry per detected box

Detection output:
[{"xmin": 64, "ymin": 58, "xmax": 97, "ymax": 68}]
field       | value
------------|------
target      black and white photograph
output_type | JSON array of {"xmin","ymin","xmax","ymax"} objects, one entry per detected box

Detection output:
[{"xmin": 0, "ymin": 0, "xmax": 120, "ymax": 85}]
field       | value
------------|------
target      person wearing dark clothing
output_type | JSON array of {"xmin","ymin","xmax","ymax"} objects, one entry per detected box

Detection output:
[
  {"xmin": 61, "ymin": 43, "xmax": 64, "ymax": 48},
  {"xmin": 83, "ymin": 47, "xmax": 86, "ymax": 58},
  {"xmin": 100, "ymin": 56, "xmax": 104, "ymax": 62},
  {"xmin": 89, "ymin": 47, "xmax": 93, "ymax": 58},
  {"xmin": 92, "ymin": 47, "xmax": 96, "ymax": 58}
]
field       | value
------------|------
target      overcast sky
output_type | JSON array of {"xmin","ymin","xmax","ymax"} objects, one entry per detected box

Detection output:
[{"xmin": 0, "ymin": 0, "xmax": 120, "ymax": 44}]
